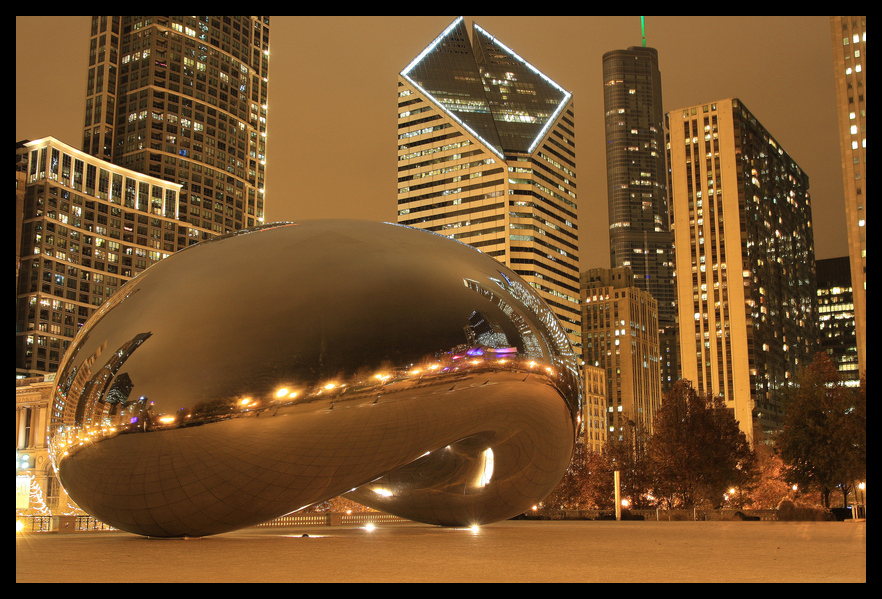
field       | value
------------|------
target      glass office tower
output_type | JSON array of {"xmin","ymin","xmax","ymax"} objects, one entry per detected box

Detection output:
[
  {"xmin": 816, "ymin": 256, "xmax": 859, "ymax": 387},
  {"xmin": 601, "ymin": 46, "xmax": 677, "ymax": 392},
  {"xmin": 81, "ymin": 16, "xmax": 270, "ymax": 235},
  {"xmin": 397, "ymin": 17, "xmax": 580, "ymax": 350}
]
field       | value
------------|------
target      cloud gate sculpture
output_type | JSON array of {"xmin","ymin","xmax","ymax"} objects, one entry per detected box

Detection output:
[{"xmin": 48, "ymin": 220, "xmax": 581, "ymax": 537}]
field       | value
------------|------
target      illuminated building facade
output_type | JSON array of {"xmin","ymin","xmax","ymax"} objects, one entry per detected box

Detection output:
[
  {"xmin": 816, "ymin": 257, "xmax": 859, "ymax": 386},
  {"xmin": 829, "ymin": 17, "xmax": 866, "ymax": 376},
  {"xmin": 581, "ymin": 267, "xmax": 661, "ymax": 440},
  {"xmin": 82, "ymin": 16, "xmax": 270, "ymax": 234},
  {"xmin": 666, "ymin": 98, "xmax": 819, "ymax": 445},
  {"xmin": 397, "ymin": 17, "xmax": 580, "ymax": 350},
  {"xmin": 582, "ymin": 364, "xmax": 607, "ymax": 452},
  {"xmin": 16, "ymin": 377, "xmax": 71, "ymax": 517},
  {"xmin": 15, "ymin": 137, "xmax": 202, "ymax": 378},
  {"xmin": 601, "ymin": 45, "xmax": 677, "ymax": 393}
]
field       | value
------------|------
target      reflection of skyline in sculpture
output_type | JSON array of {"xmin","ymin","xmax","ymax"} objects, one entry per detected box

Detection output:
[{"xmin": 48, "ymin": 220, "xmax": 580, "ymax": 536}]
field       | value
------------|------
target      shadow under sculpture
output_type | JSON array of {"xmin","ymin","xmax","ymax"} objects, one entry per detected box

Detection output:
[{"xmin": 48, "ymin": 220, "xmax": 581, "ymax": 537}]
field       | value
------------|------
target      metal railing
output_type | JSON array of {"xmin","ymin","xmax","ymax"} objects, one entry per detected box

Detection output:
[
  {"xmin": 17, "ymin": 512, "xmax": 411, "ymax": 533},
  {"xmin": 522, "ymin": 508, "xmax": 779, "ymax": 521},
  {"xmin": 16, "ymin": 514, "xmax": 118, "ymax": 532}
]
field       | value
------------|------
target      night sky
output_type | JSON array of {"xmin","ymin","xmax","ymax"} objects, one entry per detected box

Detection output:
[{"xmin": 16, "ymin": 16, "xmax": 847, "ymax": 270}]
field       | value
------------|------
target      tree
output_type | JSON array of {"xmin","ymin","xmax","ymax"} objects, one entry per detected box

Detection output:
[
  {"xmin": 647, "ymin": 380, "xmax": 756, "ymax": 508},
  {"xmin": 542, "ymin": 439, "xmax": 592, "ymax": 510},
  {"xmin": 775, "ymin": 353, "xmax": 866, "ymax": 508},
  {"xmin": 582, "ymin": 449, "xmax": 615, "ymax": 509},
  {"xmin": 742, "ymin": 443, "xmax": 792, "ymax": 509},
  {"xmin": 543, "ymin": 441, "xmax": 615, "ymax": 510},
  {"xmin": 605, "ymin": 419, "xmax": 654, "ymax": 508}
]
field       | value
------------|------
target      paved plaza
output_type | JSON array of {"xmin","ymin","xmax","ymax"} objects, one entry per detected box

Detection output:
[{"xmin": 17, "ymin": 519, "xmax": 865, "ymax": 583}]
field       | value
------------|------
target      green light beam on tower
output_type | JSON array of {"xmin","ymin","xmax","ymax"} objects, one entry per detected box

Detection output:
[{"xmin": 641, "ymin": 16, "xmax": 646, "ymax": 47}]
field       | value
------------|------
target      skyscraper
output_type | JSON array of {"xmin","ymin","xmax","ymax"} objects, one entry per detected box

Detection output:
[
  {"xmin": 601, "ymin": 43, "xmax": 677, "ymax": 392},
  {"xmin": 81, "ymin": 16, "xmax": 270, "ymax": 235},
  {"xmin": 829, "ymin": 16, "xmax": 866, "ymax": 377},
  {"xmin": 397, "ymin": 17, "xmax": 580, "ymax": 350},
  {"xmin": 666, "ymin": 98, "xmax": 819, "ymax": 445},
  {"xmin": 581, "ymin": 267, "xmax": 661, "ymax": 440},
  {"xmin": 16, "ymin": 16, "xmax": 271, "ymax": 378}
]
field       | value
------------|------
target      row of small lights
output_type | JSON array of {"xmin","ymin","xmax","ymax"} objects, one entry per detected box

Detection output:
[{"xmin": 148, "ymin": 356, "xmax": 557, "ymax": 428}]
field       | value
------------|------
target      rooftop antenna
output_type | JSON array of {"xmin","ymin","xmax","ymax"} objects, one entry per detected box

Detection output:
[{"xmin": 641, "ymin": 16, "xmax": 646, "ymax": 47}]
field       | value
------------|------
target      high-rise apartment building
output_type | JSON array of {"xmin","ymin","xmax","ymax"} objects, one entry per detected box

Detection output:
[
  {"xmin": 581, "ymin": 267, "xmax": 661, "ymax": 440},
  {"xmin": 666, "ymin": 98, "xmax": 819, "ymax": 445},
  {"xmin": 816, "ymin": 257, "xmax": 859, "ymax": 386},
  {"xmin": 82, "ymin": 16, "xmax": 270, "ymax": 235},
  {"xmin": 15, "ymin": 137, "xmax": 199, "ymax": 377},
  {"xmin": 601, "ymin": 45, "xmax": 677, "ymax": 393},
  {"xmin": 829, "ymin": 16, "xmax": 866, "ymax": 377},
  {"xmin": 397, "ymin": 17, "xmax": 580, "ymax": 350}
]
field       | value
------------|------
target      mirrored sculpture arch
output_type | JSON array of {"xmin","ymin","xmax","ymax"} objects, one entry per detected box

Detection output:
[{"xmin": 48, "ymin": 220, "xmax": 581, "ymax": 537}]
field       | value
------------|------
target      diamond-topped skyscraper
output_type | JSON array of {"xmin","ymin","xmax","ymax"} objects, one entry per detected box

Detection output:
[{"xmin": 397, "ymin": 17, "xmax": 580, "ymax": 350}]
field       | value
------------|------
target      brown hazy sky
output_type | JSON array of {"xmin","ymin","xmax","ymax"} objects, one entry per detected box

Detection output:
[{"xmin": 16, "ymin": 16, "xmax": 847, "ymax": 268}]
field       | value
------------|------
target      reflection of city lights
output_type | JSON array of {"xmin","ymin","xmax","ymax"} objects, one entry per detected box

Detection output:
[
  {"xmin": 374, "ymin": 488, "xmax": 393, "ymax": 497},
  {"xmin": 478, "ymin": 448, "xmax": 494, "ymax": 488}
]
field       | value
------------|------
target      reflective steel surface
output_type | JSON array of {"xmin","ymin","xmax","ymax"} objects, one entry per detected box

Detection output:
[{"xmin": 48, "ymin": 220, "xmax": 581, "ymax": 537}]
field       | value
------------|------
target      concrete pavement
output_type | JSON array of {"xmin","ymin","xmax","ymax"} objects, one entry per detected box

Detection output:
[{"xmin": 16, "ymin": 519, "xmax": 866, "ymax": 583}]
